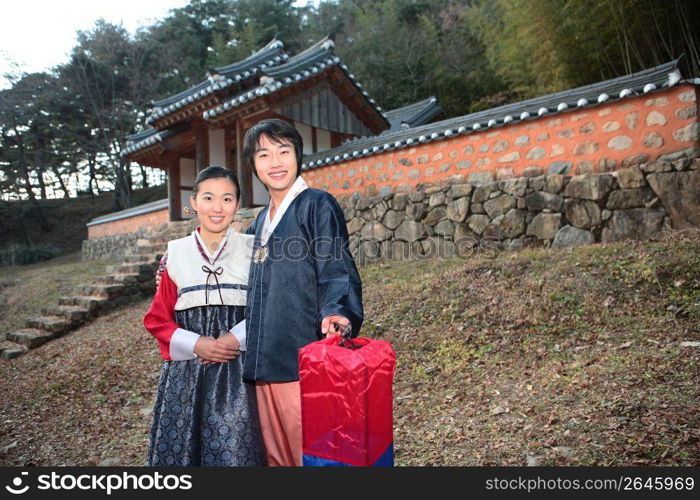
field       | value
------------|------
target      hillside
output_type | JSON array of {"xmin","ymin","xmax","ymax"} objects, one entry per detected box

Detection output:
[
  {"xmin": 0, "ymin": 233, "xmax": 698, "ymax": 466},
  {"xmin": 0, "ymin": 185, "xmax": 167, "ymax": 255}
]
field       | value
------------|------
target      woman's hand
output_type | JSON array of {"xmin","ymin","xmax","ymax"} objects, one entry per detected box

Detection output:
[
  {"xmin": 193, "ymin": 336, "xmax": 239, "ymax": 363},
  {"xmin": 217, "ymin": 332, "xmax": 241, "ymax": 350}
]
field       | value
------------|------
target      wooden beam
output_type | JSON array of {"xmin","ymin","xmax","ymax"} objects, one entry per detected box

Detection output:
[
  {"xmin": 166, "ymin": 154, "xmax": 181, "ymax": 222},
  {"xmin": 194, "ymin": 119, "xmax": 209, "ymax": 172}
]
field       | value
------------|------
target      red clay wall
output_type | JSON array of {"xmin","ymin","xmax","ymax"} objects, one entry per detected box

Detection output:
[
  {"xmin": 303, "ymin": 85, "xmax": 698, "ymax": 198},
  {"xmin": 87, "ymin": 209, "xmax": 170, "ymax": 239}
]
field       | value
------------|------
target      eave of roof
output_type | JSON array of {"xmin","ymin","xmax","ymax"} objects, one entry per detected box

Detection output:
[
  {"xmin": 384, "ymin": 96, "xmax": 442, "ymax": 130},
  {"xmin": 204, "ymin": 38, "xmax": 389, "ymax": 128},
  {"xmin": 300, "ymin": 59, "xmax": 683, "ymax": 170},
  {"xmin": 145, "ymin": 39, "xmax": 288, "ymax": 125}
]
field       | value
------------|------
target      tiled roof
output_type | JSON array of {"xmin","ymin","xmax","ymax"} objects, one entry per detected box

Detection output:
[
  {"xmin": 204, "ymin": 37, "xmax": 387, "ymax": 122},
  {"xmin": 145, "ymin": 40, "xmax": 288, "ymax": 125},
  {"xmin": 384, "ymin": 96, "xmax": 443, "ymax": 130},
  {"xmin": 122, "ymin": 127, "xmax": 180, "ymax": 156},
  {"xmin": 301, "ymin": 59, "xmax": 683, "ymax": 170}
]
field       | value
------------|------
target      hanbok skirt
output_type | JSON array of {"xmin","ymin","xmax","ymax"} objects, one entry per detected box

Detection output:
[{"xmin": 147, "ymin": 305, "xmax": 265, "ymax": 466}]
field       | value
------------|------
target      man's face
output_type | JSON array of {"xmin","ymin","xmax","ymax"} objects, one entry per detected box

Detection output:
[{"xmin": 253, "ymin": 134, "xmax": 298, "ymax": 196}]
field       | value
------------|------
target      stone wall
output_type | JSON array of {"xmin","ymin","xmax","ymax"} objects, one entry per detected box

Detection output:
[
  {"xmin": 303, "ymin": 85, "xmax": 699, "ymax": 199},
  {"xmin": 82, "ymin": 231, "xmax": 147, "ymax": 261},
  {"xmin": 340, "ymin": 153, "xmax": 700, "ymax": 265}
]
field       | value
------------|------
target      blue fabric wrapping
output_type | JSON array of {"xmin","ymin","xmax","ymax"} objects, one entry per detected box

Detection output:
[{"xmin": 303, "ymin": 443, "xmax": 394, "ymax": 467}]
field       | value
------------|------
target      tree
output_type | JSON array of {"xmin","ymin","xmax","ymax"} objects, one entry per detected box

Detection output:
[{"xmin": 59, "ymin": 20, "xmax": 180, "ymax": 209}]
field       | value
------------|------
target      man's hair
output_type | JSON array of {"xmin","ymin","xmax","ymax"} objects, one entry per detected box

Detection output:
[
  {"xmin": 191, "ymin": 165, "xmax": 240, "ymax": 200},
  {"xmin": 242, "ymin": 118, "xmax": 303, "ymax": 178}
]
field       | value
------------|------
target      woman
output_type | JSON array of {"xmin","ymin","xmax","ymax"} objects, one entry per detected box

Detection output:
[{"xmin": 143, "ymin": 165, "xmax": 265, "ymax": 466}]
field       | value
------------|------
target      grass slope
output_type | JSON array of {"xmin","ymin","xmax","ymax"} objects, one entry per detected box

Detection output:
[{"xmin": 0, "ymin": 234, "xmax": 698, "ymax": 466}]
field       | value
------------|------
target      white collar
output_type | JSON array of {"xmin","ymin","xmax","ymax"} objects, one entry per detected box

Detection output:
[
  {"xmin": 193, "ymin": 226, "xmax": 231, "ymax": 263},
  {"xmin": 262, "ymin": 176, "xmax": 309, "ymax": 245}
]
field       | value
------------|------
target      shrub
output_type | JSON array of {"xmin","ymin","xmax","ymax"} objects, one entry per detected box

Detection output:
[{"xmin": 0, "ymin": 244, "xmax": 61, "ymax": 267}]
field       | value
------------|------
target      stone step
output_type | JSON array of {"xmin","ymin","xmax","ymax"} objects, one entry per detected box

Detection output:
[
  {"xmin": 6, "ymin": 328, "xmax": 54, "ymax": 348},
  {"xmin": 0, "ymin": 340, "xmax": 28, "ymax": 360},
  {"xmin": 26, "ymin": 316, "xmax": 73, "ymax": 335},
  {"xmin": 58, "ymin": 295, "xmax": 109, "ymax": 314},
  {"xmin": 106, "ymin": 262, "xmax": 157, "ymax": 275},
  {"xmin": 73, "ymin": 284, "xmax": 127, "ymax": 299},
  {"xmin": 41, "ymin": 305, "xmax": 89, "ymax": 323},
  {"xmin": 122, "ymin": 253, "xmax": 161, "ymax": 264},
  {"xmin": 93, "ymin": 273, "xmax": 141, "ymax": 286},
  {"xmin": 133, "ymin": 244, "xmax": 167, "ymax": 256}
]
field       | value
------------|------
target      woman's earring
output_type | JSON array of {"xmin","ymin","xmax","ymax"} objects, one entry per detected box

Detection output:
[{"xmin": 184, "ymin": 207, "xmax": 197, "ymax": 215}]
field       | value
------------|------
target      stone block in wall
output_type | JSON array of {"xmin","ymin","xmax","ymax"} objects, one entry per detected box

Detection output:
[
  {"xmin": 508, "ymin": 236, "xmax": 538, "ymax": 250},
  {"xmin": 468, "ymin": 214, "xmax": 490, "ymax": 235},
  {"xmin": 343, "ymin": 206, "xmax": 355, "ymax": 222},
  {"xmin": 409, "ymin": 191, "xmax": 426, "ymax": 203},
  {"xmin": 446, "ymin": 197, "xmax": 470, "ymax": 222},
  {"xmin": 601, "ymin": 209, "xmax": 665, "ymax": 242},
  {"xmin": 544, "ymin": 174, "xmax": 568, "ymax": 194},
  {"xmin": 394, "ymin": 220, "xmax": 427, "ymax": 242},
  {"xmin": 448, "ymin": 184, "xmax": 472, "ymax": 199},
  {"xmin": 82, "ymin": 232, "xmax": 141, "ymax": 261},
  {"xmin": 547, "ymin": 162, "xmax": 571, "ymax": 175},
  {"xmin": 429, "ymin": 192, "xmax": 446, "ymax": 207},
  {"xmin": 672, "ymin": 122, "xmax": 699, "ymax": 143},
  {"xmin": 658, "ymin": 146, "xmax": 700, "ymax": 164},
  {"xmin": 526, "ymin": 213, "xmax": 562, "ymax": 240},
  {"xmin": 493, "ymin": 209, "xmax": 527, "ymax": 238},
  {"xmin": 606, "ymin": 188, "xmax": 655, "ymax": 210},
  {"xmin": 406, "ymin": 203, "xmax": 427, "ymax": 221},
  {"xmin": 525, "ymin": 191, "xmax": 563, "ymax": 212},
  {"xmin": 471, "ymin": 203, "xmax": 485, "ymax": 214},
  {"xmin": 423, "ymin": 207, "xmax": 447, "ymax": 226},
  {"xmin": 435, "ymin": 220, "xmax": 455, "ymax": 237},
  {"xmin": 563, "ymin": 174, "xmax": 614, "ymax": 200},
  {"xmin": 503, "ymin": 177, "xmax": 528, "ymax": 197},
  {"xmin": 392, "ymin": 193, "xmax": 410, "ymax": 211},
  {"xmin": 641, "ymin": 160, "xmax": 672, "ymax": 174},
  {"xmin": 646, "ymin": 170, "xmax": 700, "ymax": 229},
  {"xmin": 523, "ymin": 166, "xmax": 544, "ymax": 177},
  {"xmin": 472, "ymin": 183, "xmax": 499, "ymax": 204},
  {"xmin": 564, "ymin": 199, "xmax": 602, "ymax": 229},
  {"xmin": 622, "ymin": 154, "xmax": 650, "ymax": 167},
  {"xmin": 552, "ymin": 225, "xmax": 595, "ymax": 248},
  {"xmin": 373, "ymin": 200, "xmax": 390, "ymax": 220},
  {"xmin": 454, "ymin": 223, "xmax": 479, "ymax": 246},
  {"xmin": 616, "ymin": 166, "xmax": 646, "ymax": 188},
  {"xmin": 361, "ymin": 222, "xmax": 391, "ymax": 241},
  {"xmin": 529, "ymin": 176, "xmax": 546, "ymax": 192},
  {"xmin": 467, "ymin": 171, "xmax": 494, "ymax": 185},
  {"xmin": 346, "ymin": 218, "xmax": 365, "ymax": 235},
  {"xmin": 383, "ymin": 210, "xmax": 405, "ymax": 230},
  {"xmin": 484, "ymin": 194, "xmax": 516, "ymax": 219}
]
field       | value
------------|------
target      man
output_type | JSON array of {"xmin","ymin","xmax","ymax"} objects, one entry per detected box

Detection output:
[{"xmin": 239, "ymin": 118, "xmax": 363, "ymax": 466}]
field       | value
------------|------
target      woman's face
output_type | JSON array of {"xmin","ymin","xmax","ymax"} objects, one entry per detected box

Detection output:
[{"xmin": 190, "ymin": 177, "xmax": 239, "ymax": 236}]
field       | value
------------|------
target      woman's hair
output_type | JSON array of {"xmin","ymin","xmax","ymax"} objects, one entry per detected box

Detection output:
[
  {"xmin": 190, "ymin": 165, "xmax": 240, "ymax": 199},
  {"xmin": 242, "ymin": 119, "xmax": 303, "ymax": 178}
]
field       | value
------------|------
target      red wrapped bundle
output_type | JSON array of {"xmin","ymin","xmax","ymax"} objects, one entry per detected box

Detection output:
[{"xmin": 299, "ymin": 336, "xmax": 395, "ymax": 466}]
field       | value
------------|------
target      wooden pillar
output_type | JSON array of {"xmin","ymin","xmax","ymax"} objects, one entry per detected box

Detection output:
[
  {"xmin": 236, "ymin": 120, "xmax": 253, "ymax": 208},
  {"xmin": 166, "ymin": 155, "xmax": 181, "ymax": 221},
  {"xmin": 194, "ymin": 119, "xmax": 209, "ymax": 172}
]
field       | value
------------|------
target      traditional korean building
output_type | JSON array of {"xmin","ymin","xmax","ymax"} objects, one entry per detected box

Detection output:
[
  {"xmin": 86, "ymin": 39, "xmax": 698, "ymax": 248},
  {"xmin": 119, "ymin": 38, "xmax": 424, "ymax": 218}
]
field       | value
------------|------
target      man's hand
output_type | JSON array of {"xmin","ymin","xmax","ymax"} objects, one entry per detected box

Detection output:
[
  {"xmin": 193, "ymin": 336, "xmax": 239, "ymax": 363},
  {"xmin": 321, "ymin": 315, "xmax": 350, "ymax": 337},
  {"xmin": 155, "ymin": 272, "xmax": 162, "ymax": 288}
]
